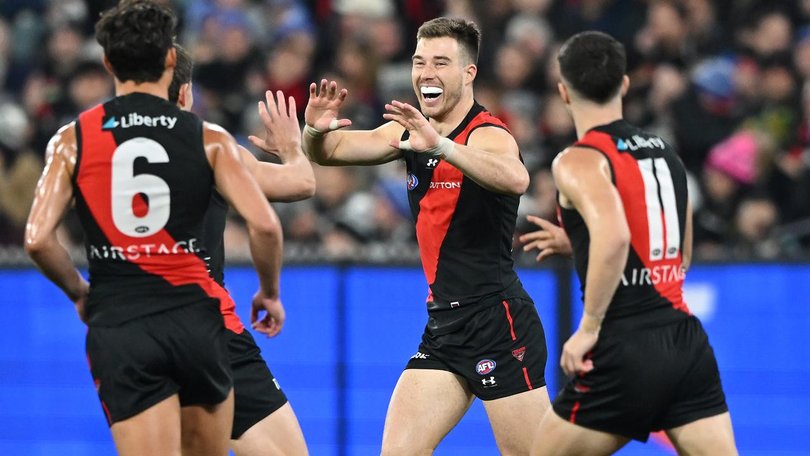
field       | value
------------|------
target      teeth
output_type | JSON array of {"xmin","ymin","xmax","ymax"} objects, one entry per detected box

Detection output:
[{"xmin": 421, "ymin": 87, "xmax": 443, "ymax": 96}]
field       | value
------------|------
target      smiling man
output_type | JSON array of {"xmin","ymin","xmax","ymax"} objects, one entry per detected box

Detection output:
[{"xmin": 302, "ymin": 16, "xmax": 550, "ymax": 455}]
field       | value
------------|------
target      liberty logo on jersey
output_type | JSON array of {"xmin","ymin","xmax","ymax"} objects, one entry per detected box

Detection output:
[
  {"xmin": 476, "ymin": 359, "xmax": 496, "ymax": 375},
  {"xmin": 103, "ymin": 113, "xmax": 178, "ymax": 130},
  {"xmin": 616, "ymin": 135, "xmax": 665, "ymax": 151}
]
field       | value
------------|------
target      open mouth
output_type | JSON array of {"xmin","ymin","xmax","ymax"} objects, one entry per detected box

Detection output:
[{"xmin": 420, "ymin": 86, "xmax": 443, "ymax": 106}]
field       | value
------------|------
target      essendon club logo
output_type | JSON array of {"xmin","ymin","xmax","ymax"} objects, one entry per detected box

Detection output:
[{"xmin": 512, "ymin": 346, "xmax": 526, "ymax": 362}]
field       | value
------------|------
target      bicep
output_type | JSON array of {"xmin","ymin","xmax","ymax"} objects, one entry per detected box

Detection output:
[
  {"xmin": 466, "ymin": 127, "xmax": 521, "ymax": 160},
  {"xmin": 26, "ymin": 146, "xmax": 75, "ymax": 245}
]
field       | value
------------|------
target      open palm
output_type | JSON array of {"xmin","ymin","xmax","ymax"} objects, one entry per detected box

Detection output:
[{"xmin": 304, "ymin": 79, "xmax": 352, "ymax": 132}]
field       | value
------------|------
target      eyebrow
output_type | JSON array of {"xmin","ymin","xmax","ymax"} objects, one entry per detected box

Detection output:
[{"xmin": 411, "ymin": 55, "xmax": 452, "ymax": 62}]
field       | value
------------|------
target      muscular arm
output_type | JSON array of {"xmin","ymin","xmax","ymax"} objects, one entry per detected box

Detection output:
[
  {"xmin": 682, "ymin": 198, "xmax": 693, "ymax": 272},
  {"xmin": 443, "ymin": 126, "xmax": 529, "ymax": 195},
  {"xmin": 24, "ymin": 124, "xmax": 88, "ymax": 303},
  {"xmin": 554, "ymin": 147, "xmax": 630, "ymax": 329},
  {"xmin": 302, "ymin": 121, "xmax": 404, "ymax": 166},
  {"xmin": 204, "ymin": 123, "xmax": 283, "ymax": 298},
  {"xmin": 238, "ymin": 145, "xmax": 315, "ymax": 202}
]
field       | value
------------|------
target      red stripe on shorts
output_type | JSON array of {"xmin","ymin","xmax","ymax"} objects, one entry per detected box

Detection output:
[
  {"xmin": 502, "ymin": 300, "xmax": 517, "ymax": 341},
  {"xmin": 522, "ymin": 367, "xmax": 533, "ymax": 390},
  {"xmin": 570, "ymin": 401, "xmax": 581, "ymax": 423}
]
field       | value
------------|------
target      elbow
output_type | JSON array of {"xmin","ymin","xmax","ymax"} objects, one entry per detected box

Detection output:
[
  {"xmin": 507, "ymin": 170, "xmax": 530, "ymax": 196},
  {"xmin": 24, "ymin": 235, "xmax": 47, "ymax": 259},
  {"xmin": 250, "ymin": 213, "xmax": 282, "ymax": 240}
]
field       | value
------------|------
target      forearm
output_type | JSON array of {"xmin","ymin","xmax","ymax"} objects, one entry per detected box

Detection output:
[
  {"xmin": 580, "ymin": 236, "xmax": 629, "ymax": 332},
  {"xmin": 27, "ymin": 237, "xmax": 84, "ymax": 301},
  {"xmin": 302, "ymin": 127, "xmax": 343, "ymax": 165},
  {"xmin": 443, "ymin": 143, "xmax": 529, "ymax": 195},
  {"xmin": 248, "ymin": 226, "xmax": 283, "ymax": 298},
  {"xmin": 255, "ymin": 154, "xmax": 316, "ymax": 201}
]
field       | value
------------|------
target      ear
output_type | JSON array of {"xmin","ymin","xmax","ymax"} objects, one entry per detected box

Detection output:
[
  {"xmin": 620, "ymin": 75, "xmax": 630, "ymax": 97},
  {"xmin": 465, "ymin": 63, "xmax": 477, "ymax": 85},
  {"xmin": 165, "ymin": 46, "xmax": 177, "ymax": 70},
  {"xmin": 178, "ymin": 82, "xmax": 190, "ymax": 108},
  {"xmin": 102, "ymin": 55, "xmax": 114, "ymax": 75},
  {"xmin": 558, "ymin": 82, "xmax": 571, "ymax": 105}
]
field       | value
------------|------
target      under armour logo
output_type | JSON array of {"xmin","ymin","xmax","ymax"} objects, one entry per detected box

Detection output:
[
  {"xmin": 427, "ymin": 158, "xmax": 438, "ymax": 167},
  {"xmin": 481, "ymin": 376, "xmax": 497, "ymax": 387}
]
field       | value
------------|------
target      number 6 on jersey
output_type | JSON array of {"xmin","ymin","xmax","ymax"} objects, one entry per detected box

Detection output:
[{"xmin": 111, "ymin": 137, "xmax": 171, "ymax": 237}]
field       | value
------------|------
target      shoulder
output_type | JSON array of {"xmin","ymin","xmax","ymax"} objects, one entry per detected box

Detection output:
[
  {"xmin": 552, "ymin": 146, "xmax": 610, "ymax": 181},
  {"xmin": 467, "ymin": 124, "xmax": 518, "ymax": 152},
  {"xmin": 203, "ymin": 121, "xmax": 236, "ymax": 143},
  {"xmin": 46, "ymin": 122, "xmax": 78, "ymax": 161}
]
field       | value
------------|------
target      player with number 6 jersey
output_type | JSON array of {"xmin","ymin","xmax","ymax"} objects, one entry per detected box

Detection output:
[{"xmin": 24, "ymin": 2, "xmax": 284, "ymax": 454}]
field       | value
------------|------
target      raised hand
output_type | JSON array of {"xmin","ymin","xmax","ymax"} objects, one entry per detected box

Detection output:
[
  {"xmin": 519, "ymin": 215, "xmax": 573, "ymax": 262},
  {"xmin": 251, "ymin": 290, "xmax": 285, "ymax": 338},
  {"xmin": 304, "ymin": 79, "xmax": 352, "ymax": 133},
  {"xmin": 383, "ymin": 100, "xmax": 442, "ymax": 152},
  {"xmin": 249, "ymin": 90, "xmax": 301, "ymax": 158}
]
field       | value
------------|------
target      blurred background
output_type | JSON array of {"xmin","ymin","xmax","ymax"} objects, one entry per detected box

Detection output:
[{"xmin": 0, "ymin": 0, "xmax": 808, "ymax": 455}]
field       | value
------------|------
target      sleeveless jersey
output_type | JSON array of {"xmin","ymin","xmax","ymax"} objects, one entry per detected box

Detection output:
[
  {"xmin": 73, "ymin": 92, "xmax": 242, "ymax": 332},
  {"xmin": 559, "ymin": 119, "xmax": 691, "ymax": 334},
  {"xmin": 404, "ymin": 102, "xmax": 521, "ymax": 309},
  {"xmin": 201, "ymin": 190, "xmax": 228, "ymax": 286}
]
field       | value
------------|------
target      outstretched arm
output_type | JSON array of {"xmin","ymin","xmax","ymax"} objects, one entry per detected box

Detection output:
[
  {"xmin": 24, "ymin": 123, "xmax": 89, "ymax": 321},
  {"xmin": 553, "ymin": 147, "xmax": 630, "ymax": 376},
  {"xmin": 242, "ymin": 90, "xmax": 315, "ymax": 202},
  {"xmin": 302, "ymin": 79, "xmax": 403, "ymax": 166},
  {"xmin": 383, "ymin": 100, "xmax": 529, "ymax": 195},
  {"xmin": 204, "ymin": 122, "xmax": 284, "ymax": 336}
]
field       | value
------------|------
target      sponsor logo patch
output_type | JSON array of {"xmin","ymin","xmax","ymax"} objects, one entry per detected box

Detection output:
[
  {"xmin": 407, "ymin": 173, "xmax": 419, "ymax": 191},
  {"xmin": 476, "ymin": 359, "xmax": 496, "ymax": 375}
]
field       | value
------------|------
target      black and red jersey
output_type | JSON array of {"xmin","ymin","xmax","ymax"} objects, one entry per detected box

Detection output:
[
  {"xmin": 73, "ymin": 92, "xmax": 241, "ymax": 331},
  {"xmin": 404, "ymin": 102, "xmax": 521, "ymax": 309},
  {"xmin": 201, "ymin": 190, "xmax": 228, "ymax": 286},
  {"xmin": 559, "ymin": 119, "xmax": 691, "ymax": 334}
]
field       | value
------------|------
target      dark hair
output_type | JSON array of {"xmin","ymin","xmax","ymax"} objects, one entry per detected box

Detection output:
[
  {"xmin": 95, "ymin": 0, "xmax": 177, "ymax": 84},
  {"xmin": 558, "ymin": 31, "xmax": 626, "ymax": 104},
  {"xmin": 416, "ymin": 17, "xmax": 481, "ymax": 64},
  {"xmin": 168, "ymin": 44, "xmax": 192, "ymax": 104}
]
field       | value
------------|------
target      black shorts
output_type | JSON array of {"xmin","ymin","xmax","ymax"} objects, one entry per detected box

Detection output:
[
  {"xmin": 406, "ymin": 295, "xmax": 547, "ymax": 400},
  {"xmin": 228, "ymin": 329, "xmax": 288, "ymax": 439},
  {"xmin": 86, "ymin": 301, "xmax": 232, "ymax": 425},
  {"xmin": 553, "ymin": 316, "xmax": 728, "ymax": 442}
]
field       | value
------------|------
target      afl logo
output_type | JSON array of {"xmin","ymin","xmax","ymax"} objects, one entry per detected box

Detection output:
[
  {"xmin": 476, "ymin": 359, "xmax": 496, "ymax": 375},
  {"xmin": 407, "ymin": 173, "xmax": 419, "ymax": 191}
]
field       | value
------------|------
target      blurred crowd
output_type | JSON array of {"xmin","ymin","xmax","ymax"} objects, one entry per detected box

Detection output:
[{"xmin": 1, "ymin": 0, "xmax": 809, "ymax": 263}]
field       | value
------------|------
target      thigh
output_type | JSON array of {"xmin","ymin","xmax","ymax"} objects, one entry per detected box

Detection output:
[
  {"xmin": 381, "ymin": 369, "xmax": 474, "ymax": 456},
  {"xmin": 227, "ymin": 330, "xmax": 289, "ymax": 440},
  {"xmin": 166, "ymin": 303, "xmax": 233, "ymax": 408},
  {"xmin": 231, "ymin": 403, "xmax": 308, "ymax": 456},
  {"xmin": 531, "ymin": 408, "xmax": 629, "ymax": 456},
  {"xmin": 483, "ymin": 387, "xmax": 551, "ymax": 455},
  {"xmin": 181, "ymin": 389, "xmax": 234, "ymax": 456},
  {"xmin": 438, "ymin": 297, "xmax": 548, "ymax": 401},
  {"xmin": 665, "ymin": 412, "xmax": 737, "ymax": 456},
  {"xmin": 110, "ymin": 394, "xmax": 182, "ymax": 456},
  {"xmin": 86, "ymin": 320, "xmax": 180, "ymax": 425},
  {"xmin": 655, "ymin": 317, "xmax": 729, "ymax": 431}
]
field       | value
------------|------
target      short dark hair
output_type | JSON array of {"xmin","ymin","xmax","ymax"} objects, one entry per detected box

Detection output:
[
  {"xmin": 558, "ymin": 31, "xmax": 626, "ymax": 104},
  {"xmin": 95, "ymin": 0, "xmax": 177, "ymax": 84},
  {"xmin": 168, "ymin": 44, "xmax": 192, "ymax": 104},
  {"xmin": 416, "ymin": 17, "xmax": 481, "ymax": 65}
]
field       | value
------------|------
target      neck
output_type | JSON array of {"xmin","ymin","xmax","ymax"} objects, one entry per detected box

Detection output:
[
  {"xmin": 430, "ymin": 93, "xmax": 474, "ymax": 136},
  {"xmin": 114, "ymin": 68, "xmax": 173, "ymax": 99},
  {"xmin": 570, "ymin": 96, "xmax": 623, "ymax": 139}
]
